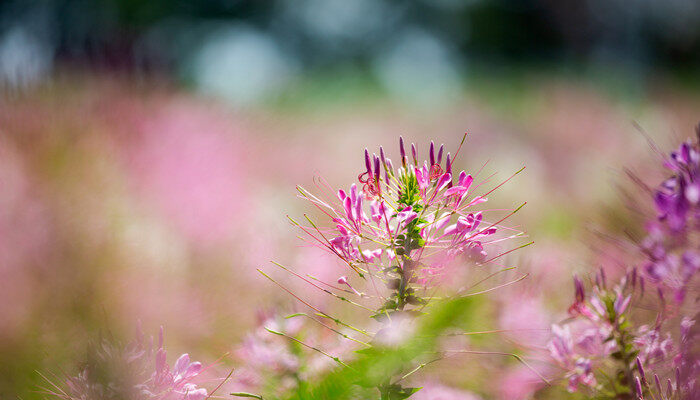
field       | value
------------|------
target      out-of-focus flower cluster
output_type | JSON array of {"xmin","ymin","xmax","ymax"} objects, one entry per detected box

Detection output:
[
  {"xmin": 549, "ymin": 271, "xmax": 636, "ymax": 393},
  {"xmin": 46, "ymin": 327, "xmax": 208, "ymax": 400},
  {"xmin": 642, "ymin": 130, "xmax": 700, "ymax": 303},
  {"xmin": 547, "ymin": 127, "xmax": 700, "ymax": 399},
  {"xmin": 634, "ymin": 129, "xmax": 700, "ymax": 400},
  {"xmin": 230, "ymin": 310, "xmax": 356, "ymax": 397}
]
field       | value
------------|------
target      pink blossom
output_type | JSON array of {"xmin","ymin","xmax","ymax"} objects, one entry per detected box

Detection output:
[
  {"xmin": 397, "ymin": 206, "xmax": 418, "ymax": 226},
  {"xmin": 634, "ymin": 325, "xmax": 674, "ymax": 365},
  {"xmin": 123, "ymin": 100, "xmax": 248, "ymax": 246},
  {"xmin": 443, "ymin": 171, "xmax": 474, "ymax": 206},
  {"xmin": 498, "ymin": 366, "xmax": 550, "ymax": 400},
  {"xmin": 292, "ymin": 135, "xmax": 523, "ymax": 292},
  {"xmin": 547, "ymin": 324, "xmax": 598, "ymax": 392}
]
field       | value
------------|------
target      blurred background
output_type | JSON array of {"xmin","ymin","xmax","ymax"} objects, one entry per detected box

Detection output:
[{"xmin": 0, "ymin": 0, "xmax": 699, "ymax": 398}]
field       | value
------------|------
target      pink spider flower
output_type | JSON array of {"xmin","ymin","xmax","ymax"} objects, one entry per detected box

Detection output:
[
  {"xmin": 293, "ymin": 135, "xmax": 526, "ymax": 295},
  {"xmin": 261, "ymin": 135, "xmax": 528, "ymax": 399}
]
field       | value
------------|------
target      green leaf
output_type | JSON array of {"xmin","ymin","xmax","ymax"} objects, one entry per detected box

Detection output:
[
  {"xmin": 387, "ymin": 385, "xmax": 422, "ymax": 399},
  {"xmin": 231, "ymin": 392, "xmax": 264, "ymax": 399}
]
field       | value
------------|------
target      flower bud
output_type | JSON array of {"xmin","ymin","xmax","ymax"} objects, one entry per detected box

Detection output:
[
  {"xmin": 635, "ymin": 376, "xmax": 644, "ymax": 399},
  {"xmin": 636, "ymin": 357, "xmax": 646, "ymax": 385},
  {"xmin": 573, "ymin": 275, "xmax": 585, "ymax": 304},
  {"xmin": 373, "ymin": 154, "xmax": 380, "ymax": 181},
  {"xmin": 364, "ymin": 148, "xmax": 371, "ymax": 173}
]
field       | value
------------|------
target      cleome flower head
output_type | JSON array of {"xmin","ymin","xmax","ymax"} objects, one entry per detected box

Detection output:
[
  {"xmin": 294, "ymin": 135, "xmax": 527, "ymax": 315},
  {"xmin": 255, "ymin": 134, "xmax": 533, "ymax": 400}
]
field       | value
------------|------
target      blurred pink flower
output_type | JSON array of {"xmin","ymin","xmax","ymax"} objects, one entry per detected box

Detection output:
[
  {"xmin": 58, "ymin": 326, "xmax": 209, "ymax": 400},
  {"xmin": 0, "ymin": 144, "xmax": 51, "ymax": 338},
  {"xmin": 498, "ymin": 366, "xmax": 549, "ymax": 400},
  {"xmin": 498, "ymin": 292, "xmax": 551, "ymax": 347},
  {"xmin": 123, "ymin": 100, "xmax": 249, "ymax": 246},
  {"xmin": 150, "ymin": 352, "xmax": 207, "ymax": 400},
  {"xmin": 230, "ymin": 312, "xmax": 353, "ymax": 396}
]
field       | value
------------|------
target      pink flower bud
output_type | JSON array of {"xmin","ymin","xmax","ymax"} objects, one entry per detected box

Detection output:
[
  {"xmin": 364, "ymin": 148, "xmax": 371, "ymax": 173},
  {"xmin": 636, "ymin": 357, "xmax": 646, "ymax": 385}
]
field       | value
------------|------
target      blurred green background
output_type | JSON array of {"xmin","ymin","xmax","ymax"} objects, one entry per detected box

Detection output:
[{"xmin": 0, "ymin": 0, "xmax": 698, "ymax": 399}]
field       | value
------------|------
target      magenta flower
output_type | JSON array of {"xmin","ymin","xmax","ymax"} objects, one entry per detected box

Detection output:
[
  {"xmin": 640, "ymin": 127, "xmax": 700, "ymax": 303},
  {"xmin": 396, "ymin": 206, "xmax": 418, "ymax": 226},
  {"xmin": 657, "ymin": 137, "xmax": 700, "ymax": 230},
  {"xmin": 443, "ymin": 171, "xmax": 474, "ymax": 206}
]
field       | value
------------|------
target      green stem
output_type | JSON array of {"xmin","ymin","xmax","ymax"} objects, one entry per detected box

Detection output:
[
  {"xmin": 379, "ymin": 383, "xmax": 390, "ymax": 400},
  {"xmin": 613, "ymin": 323, "xmax": 637, "ymax": 399}
]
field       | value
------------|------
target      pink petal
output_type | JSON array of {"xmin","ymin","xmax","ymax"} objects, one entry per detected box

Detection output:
[
  {"xmin": 444, "ymin": 186, "xmax": 467, "ymax": 197},
  {"xmin": 173, "ymin": 353, "xmax": 191, "ymax": 375},
  {"xmin": 436, "ymin": 172, "xmax": 452, "ymax": 192}
]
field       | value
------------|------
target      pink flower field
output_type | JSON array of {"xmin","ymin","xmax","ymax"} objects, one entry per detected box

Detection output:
[
  {"xmin": 0, "ymin": 3, "xmax": 699, "ymax": 397},
  {"xmin": 1, "ymin": 76, "xmax": 698, "ymax": 399}
]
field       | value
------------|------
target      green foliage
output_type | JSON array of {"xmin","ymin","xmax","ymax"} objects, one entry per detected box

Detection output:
[
  {"xmin": 380, "ymin": 385, "xmax": 422, "ymax": 400},
  {"xmin": 279, "ymin": 296, "xmax": 479, "ymax": 400},
  {"xmin": 397, "ymin": 173, "xmax": 421, "ymax": 210}
]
